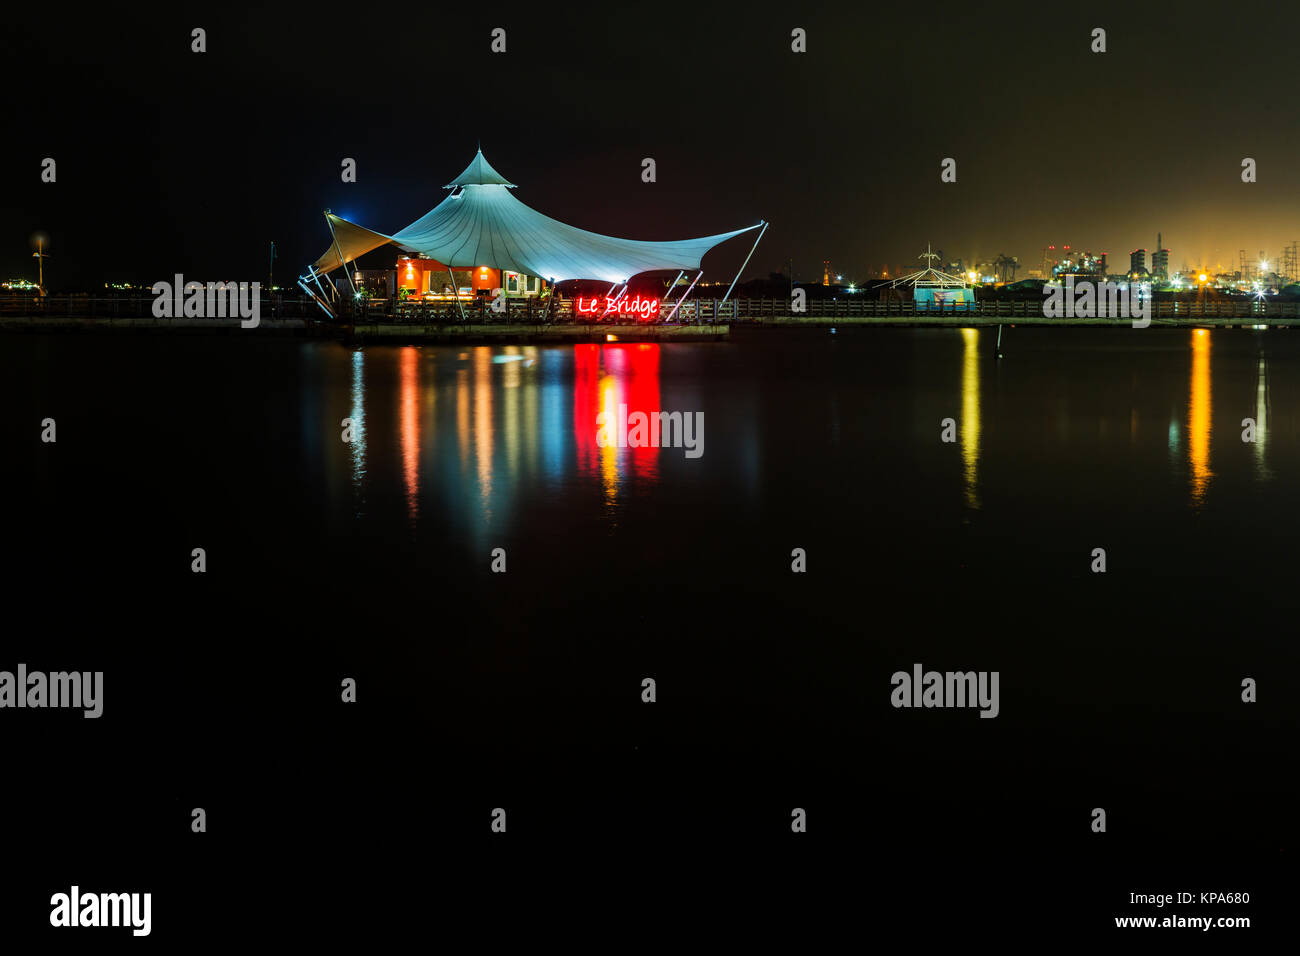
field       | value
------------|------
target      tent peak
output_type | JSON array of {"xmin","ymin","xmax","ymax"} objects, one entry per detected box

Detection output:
[{"xmin": 445, "ymin": 149, "xmax": 515, "ymax": 188}]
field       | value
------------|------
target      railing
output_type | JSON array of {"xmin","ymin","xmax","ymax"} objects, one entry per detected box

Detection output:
[
  {"xmin": 350, "ymin": 297, "xmax": 739, "ymax": 324},
  {"xmin": 726, "ymin": 298, "xmax": 1300, "ymax": 319},
  {"xmin": 6, "ymin": 294, "xmax": 1300, "ymax": 323},
  {"xmin": 0, "ymin": 293, "xmax": 743, "ymax": 324}
]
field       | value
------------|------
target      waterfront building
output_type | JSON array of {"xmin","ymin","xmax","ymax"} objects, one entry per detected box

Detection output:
[{"xmin": 299, "ymin": 149, "xmax": 765, "ymax": 318}]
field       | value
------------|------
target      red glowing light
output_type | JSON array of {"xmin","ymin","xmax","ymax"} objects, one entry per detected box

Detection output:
[{"xmin": 575, "ymin": 295, "xmax": 662, "ymax": 319}]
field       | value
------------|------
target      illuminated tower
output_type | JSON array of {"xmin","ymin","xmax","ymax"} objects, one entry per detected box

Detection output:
[{"xmin": 1151, "ymin": 233, "xmax": 1169, "ymax": 281}]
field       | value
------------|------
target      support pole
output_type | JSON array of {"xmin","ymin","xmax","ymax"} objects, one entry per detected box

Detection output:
[
  {"xmin": 32, "ymin": 240, "xmax": 50, "ymax": 297},
  {"xmin": 306, "ymin": 265, "xmax": 330, "ymax": 303},
  {"xmin": 597, "ymin": 281, "xmax": 617, "ymax": 315},
  {"xmin": 666, "ymin": 271, "xmax": 703, "ymax": 322},
  {"xmin": 601, "ymin": 283, "xmax": 629, "ymax": 318},
  {"xmin": 660, "ymin": 270, "xmax": 684, "ymax": 318},
  {"xmin": 663, "ymin": 270, "xmax": 684, "ymax": 302},
  {"xmin": 721, "ymin": 221, "xmax": 768, "ymax": 304},
  {"xmin": 542, "ymin": 277, "xmax": 557, "ymax": 322},
  {"xmin": 325, "ymin": 213, "xmax": 357, "ymax": 297},
  {"xmin": 298, "ymin": 277, "xmax": 335, "ymax": 318},
  {"xmin": 447, "ymin": 264, "xmax": 466, "ymax": 321}
]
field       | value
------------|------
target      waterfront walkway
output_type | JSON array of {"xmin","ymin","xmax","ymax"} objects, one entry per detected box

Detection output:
[{"xmin": 6, "ymin": 294, "xmax": 1300, "ymax": 335}]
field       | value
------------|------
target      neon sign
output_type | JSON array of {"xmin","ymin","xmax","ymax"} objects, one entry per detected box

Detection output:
[{"xmin": 575, "ymin": 295, "xmax": 661, "ymax": 319}]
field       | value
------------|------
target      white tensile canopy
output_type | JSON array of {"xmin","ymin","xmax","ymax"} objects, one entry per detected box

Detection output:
[{"xmin": 309, "ymin": 150, "xmax": 763, "ymax": 285}]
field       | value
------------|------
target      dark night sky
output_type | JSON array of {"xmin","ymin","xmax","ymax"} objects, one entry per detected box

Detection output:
[{"xmin": 4, "ymin": 1, "xmax": 1300, "ymax": 290}]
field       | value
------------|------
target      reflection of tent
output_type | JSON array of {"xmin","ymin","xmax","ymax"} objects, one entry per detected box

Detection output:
[{"xmin": 306, "ymin": 149, "xmax": 765, "ymax": 290}]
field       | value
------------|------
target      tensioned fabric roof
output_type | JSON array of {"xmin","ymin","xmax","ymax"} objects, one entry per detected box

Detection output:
[{"xmin": 310, "ymin": 150, "xmax": 762, "ymax": 284}]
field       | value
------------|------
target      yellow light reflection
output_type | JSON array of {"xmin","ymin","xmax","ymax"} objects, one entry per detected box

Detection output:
[
  {"xmin": 503, "ymin": 346, "xmax": 520, "ymax": 475},
  {"xmin": 456, "ymin": 365, "xmax": 469, "ymax": 468},
  {"xmin": 474, "ymin": 347, "xmax": 493, "ymax": 510},
  {"xmin": 960, "ymin": 328, "xmax": 981, "ymax": 509},
  {"xmin": 1188, "ymin": 329, "xmax": 1213, "ymax": 506},
  {"xmin": 599, "ymin": 373, "xmax": 621, "ymax": 505},
  {"xmin": 522, "ymin": 347, "xmax": 539, "ymax": 474}
]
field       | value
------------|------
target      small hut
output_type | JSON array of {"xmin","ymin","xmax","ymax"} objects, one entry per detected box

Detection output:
[{"xmin": 888, "ymin": 244, "xmax": 975, "ymax": 311}]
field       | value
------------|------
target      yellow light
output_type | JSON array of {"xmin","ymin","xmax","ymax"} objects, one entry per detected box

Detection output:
[
  {"xmin": 1188, "ymin": 329, "xmax": 1212, "ymax": 506},
  {"xmin": 1198, "ymin": 274, "xmax": 1208, "ymax": 283}
]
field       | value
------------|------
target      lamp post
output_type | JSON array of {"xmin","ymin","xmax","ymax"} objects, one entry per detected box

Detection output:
[{"xmin": 32, "ymin": 238, "xmax": 49, "ymax": 297}]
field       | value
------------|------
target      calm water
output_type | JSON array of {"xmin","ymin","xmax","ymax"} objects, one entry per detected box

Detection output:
[
  {"xmin": 11, "ymin": 326, "xmax": 1294, "ymax": 574},
  {"xmin": 4, "ymin": 327, "xmax": 1296, "ymax": 852}
]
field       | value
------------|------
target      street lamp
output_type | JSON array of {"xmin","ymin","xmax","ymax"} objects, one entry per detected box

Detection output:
[{"xmin": 32, "ymin": 238, "xmax": 50, "ymax": 297}]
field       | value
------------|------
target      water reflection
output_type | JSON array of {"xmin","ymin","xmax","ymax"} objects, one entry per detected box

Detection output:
[
  {"xmin": 1188, "ymin": 330, "xmax": 1213, "ymax": 507},
  {"xmin": 598, "ymin": 370, "xmax": 620, "ymax": 503},
  {"xmin": 399, "ymin": 346, "xmax": 419, "ymax": 524},
  {"xmin": 574, "ymin": 344, "xmax": 662, "ymax": 507},
  {"xmin": 960, "ymin": 328, "xmax": 981, "ymax": 509},
  {"xmin": 320, "ymin": 343, "xmax": 672, "ymax": 536},
  {"xmin": 474, "ymin": 347, "xmax": 493, "ymax": 514},
  {"xmin": 456, "ymin": 359, "xmax": 470, "ymax": 469},
  {"xmin": 350, "ymin": 349, "xmax": 367, "ymax": 513},
  {"xmin": 1254, "ymin": 354, "xmax": 1271, "ymax": 480},
  {"xmin": 306, "ymin": 331, "xmax": 1293, "ymax": 562},
  {"xmin": 502, "ymin": 345, "xmax": 520, "ymax": 477},
  {"xmin": 540, "ymin": 348, "xmax": 566, "ymax": 481}
]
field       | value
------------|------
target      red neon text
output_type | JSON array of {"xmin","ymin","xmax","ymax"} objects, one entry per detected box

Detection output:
[{"xmin": 575, "ymin": 295, "xmax": 661, "ymax": 318}]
